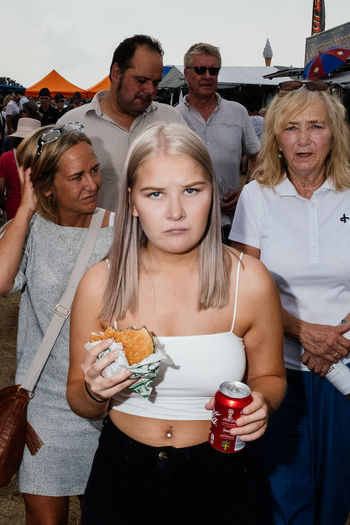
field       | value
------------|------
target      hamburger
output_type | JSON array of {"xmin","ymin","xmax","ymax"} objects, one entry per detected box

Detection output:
[{"xmin": 90, "ymin": 326, "xmax": 154, "ymax": 365}]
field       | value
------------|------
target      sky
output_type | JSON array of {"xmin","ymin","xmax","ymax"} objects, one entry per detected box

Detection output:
[{"xmin": 2, "ymin": 0, "xmax": 349, "ymax": 89}]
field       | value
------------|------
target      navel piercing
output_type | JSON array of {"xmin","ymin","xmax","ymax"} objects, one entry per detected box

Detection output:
[{"xmin": 166, "ymin": 425, "xmax": 173, "ymax": 438}]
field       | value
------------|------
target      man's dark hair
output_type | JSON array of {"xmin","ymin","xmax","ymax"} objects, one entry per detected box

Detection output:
[
  {"xmin": 39, "ymin": 87, "xmax": 51, "ymax": 98},
  {"xmin": 14, "ymin": 89, "xmax": 25, "ymax": 96},
  {"xmin": 109, "ymin": 34, "xmax": 163, "ymax": 80}
]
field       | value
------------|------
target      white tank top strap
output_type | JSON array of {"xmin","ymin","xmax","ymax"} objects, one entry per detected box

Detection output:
[{"xmin": 231, "ymin": 252, "xmax": 244, "ymax": 333}]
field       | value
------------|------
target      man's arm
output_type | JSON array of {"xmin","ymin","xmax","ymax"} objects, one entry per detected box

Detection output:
[{"xmin": 247, "ymin": 152, "xmax": 259, "ymax": 180}]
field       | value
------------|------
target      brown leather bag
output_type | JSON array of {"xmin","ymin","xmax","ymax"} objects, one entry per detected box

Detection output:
[{"xmin": 0, "ymin": 385, "xmax": 42, "ymax": 486}]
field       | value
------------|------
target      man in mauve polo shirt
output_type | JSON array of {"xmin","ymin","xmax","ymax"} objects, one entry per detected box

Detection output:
[{"xmin": 57, "ymin": 34, "xmax": 184, "ymax": 211}]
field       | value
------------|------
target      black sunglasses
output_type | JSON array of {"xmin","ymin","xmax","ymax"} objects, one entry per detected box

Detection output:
[
  {"xmin": 56, "ymin": 98, "xmax": 65, "ymax": 103},
  {"xmin": 187, "ymin": 66, "xmax": 220, "ymax": 76},
  {"xmin": 278, "ymin": 80, "xmax": 331, "ymax": 92}
]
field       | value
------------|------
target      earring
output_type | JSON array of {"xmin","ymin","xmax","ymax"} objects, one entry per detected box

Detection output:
[{"xmin": 278, "ymin": 151, "xmax": 283, "ymax": 159}]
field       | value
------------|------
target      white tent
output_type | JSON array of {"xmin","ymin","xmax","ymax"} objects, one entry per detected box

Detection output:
[{"xmin": 159, "ymin": 66, "xmax": 292, "ymax": 89}]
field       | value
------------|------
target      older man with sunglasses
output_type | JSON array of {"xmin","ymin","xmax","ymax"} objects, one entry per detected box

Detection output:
[{"xmin": 177, "ymin": 43, "xmax": 260, "ymax": 242}]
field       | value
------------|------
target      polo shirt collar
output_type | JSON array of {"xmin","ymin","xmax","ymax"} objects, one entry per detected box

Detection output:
[
  {"xmin": 276, "ymin": 175, "xmax": 335, "ymax": 197},
  {"xmin": 88, "ymin": 90, "xmax": 108, "ymax": 117},
  {"xmin": 183, "ymin": 93, "xmax": 221, "ymax": 113},
  {"xmin": 89, "ymin": 90, "xmax": 157, "ymax": 117}
]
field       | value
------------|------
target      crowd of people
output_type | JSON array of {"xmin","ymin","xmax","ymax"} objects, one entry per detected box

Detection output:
[
  {"xmin": 0, "ymin": 33, "xmax": 349, "ymax": 525},
  {"xmin": 0, "ymin": 89, "xmax": 86, "ymax": 147},
  {"xmin": 0, "ymin": 88, "xmax": 89, "ymax": 221}
]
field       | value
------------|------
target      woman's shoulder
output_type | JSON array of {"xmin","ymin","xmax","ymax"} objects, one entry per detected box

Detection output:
[
  {"xmin": 29, "ymin": 213, "xmax": 56, "ymax": 240},
  {"xmin": 226, "ymin": 246, "xmax": 275, "ymax": 294},
  {"xmin": 74, "ymin": 260, "xmax": 109, "ymax": 313},
  {"xmin": 81, "ymin": 259, "xmax": 109, "ymax": 289},
  {"xmin": 226, "ymin": 245, "xmax": 261, "ymax": 267}
]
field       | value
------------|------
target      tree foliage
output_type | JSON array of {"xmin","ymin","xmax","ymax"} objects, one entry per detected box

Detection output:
[{"xmin": 0, "ymin": 76, "xmax": 21, "ymax": 86}]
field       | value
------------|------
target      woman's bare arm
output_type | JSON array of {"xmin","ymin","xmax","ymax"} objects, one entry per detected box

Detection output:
[
  {"xmin": 235, "ymin": 257, "xmax": 286, "ymax": 441},
  {"xmin": 0, "ymin": 168, "xmax": 36, "ymax": 295},
  {"xmin": 67, "ymin": 261, "xmax": 136, "ymax": 419},
  {"xmin": 242, "ymin": 257, "xmax": 286, "ymax": 410},
  {"xmin": 205, "ymin": 254, "xmax": 286, "ymax": 442}
]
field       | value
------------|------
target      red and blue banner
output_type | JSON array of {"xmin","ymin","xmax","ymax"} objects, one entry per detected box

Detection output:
[{"xmin": 311, "ymin": 0, "xmax": 325, "ymax": 35}]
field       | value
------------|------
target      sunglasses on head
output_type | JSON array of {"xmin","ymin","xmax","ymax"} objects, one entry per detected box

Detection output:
[
  {"xmin": 278, "ymin": 80, "xmax": 331, "ymax": 92},
  {"xmin": 187, "ymin": 66, "xmax": 220, "ymax": 76},
  {"xmin": 36, "ymin": 122, "xmax": 84, "ymax": 158}
]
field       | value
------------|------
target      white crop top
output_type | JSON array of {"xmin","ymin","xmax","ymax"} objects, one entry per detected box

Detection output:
[{"xmin": 110, "ymin": 254, "xmax": 246, "ymax": 420}]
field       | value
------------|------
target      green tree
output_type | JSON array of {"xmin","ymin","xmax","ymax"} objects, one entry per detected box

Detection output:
[{"xmin": 0, "ymin": 76, "xmax": 21, "ymax": 86}]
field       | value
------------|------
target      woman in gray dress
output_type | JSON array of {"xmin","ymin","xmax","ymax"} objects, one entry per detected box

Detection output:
[{"xmin": 0, "ymin": 124, "xmax": 114, "ymax": 524}]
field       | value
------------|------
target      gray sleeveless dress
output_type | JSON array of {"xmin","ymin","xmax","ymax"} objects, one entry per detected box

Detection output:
[{"xmin": 11, "ymin": 213, "xmax": 114, "ymax": 496}]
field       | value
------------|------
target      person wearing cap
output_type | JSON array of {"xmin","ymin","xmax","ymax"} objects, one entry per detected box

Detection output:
[
  {"xmin": 0, "ymin": 118, "xmax": 41, "ymax": 219},
  {"xmin": 38, "ymin": 88, "xmax": 60, "ymax": 126},
  {"xmin": 177, "ymin": 43, "xmax": 260, "ymax": 243},
  {"xmin": 54, "ymin": 93, "xmax": 68, "ymax": 116},
  {"xmin": 56, "ymin": 34, "xmax": 184, "ymax": 211}
]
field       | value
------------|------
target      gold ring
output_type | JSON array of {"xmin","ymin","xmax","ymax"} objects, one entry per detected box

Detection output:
[{"xmin": 332, "ymin": 352, "xmax": 339, "ymax": 359}]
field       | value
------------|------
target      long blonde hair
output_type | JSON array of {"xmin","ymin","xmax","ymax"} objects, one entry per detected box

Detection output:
[
  {"xmin": 255, "ymin": 88, "xmax": 350, "ymax": 190},
  {"xmin": 101, "ymin": 123, "xmax": 231, "ymax": 322}
]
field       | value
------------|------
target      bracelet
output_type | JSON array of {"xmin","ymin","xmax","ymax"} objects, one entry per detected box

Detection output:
[{"xmin": 84, "ymin": 381, "xmax": 107, "ymax": 403}]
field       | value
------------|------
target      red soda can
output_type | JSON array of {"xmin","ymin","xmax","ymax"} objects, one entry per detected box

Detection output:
[{"xmin": 209, "ymin": 381, "xmax": 253, "ymax": 453}]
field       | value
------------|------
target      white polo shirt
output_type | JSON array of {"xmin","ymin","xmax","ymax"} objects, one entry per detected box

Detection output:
[{"xmin": 229, "ymin": 178, "xmax": 350, "ymax": 371}]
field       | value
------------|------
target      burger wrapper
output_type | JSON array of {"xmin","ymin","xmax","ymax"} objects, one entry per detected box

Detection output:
[{"xmin": 84, "ymin": 339, "xmax": 165, "ymax": 399}]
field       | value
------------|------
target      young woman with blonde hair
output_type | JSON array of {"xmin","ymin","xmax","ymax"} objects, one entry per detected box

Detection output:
[{"xmin": 67, "ymin": 122, "xmax": 285, "ymax": 524}]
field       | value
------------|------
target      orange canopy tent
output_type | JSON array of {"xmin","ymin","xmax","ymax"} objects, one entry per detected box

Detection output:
[
  {"xmin": 25, "ymin": 69, "xmax": 87, "ymax": 98},
  {"xmin": 86, "ymin": 76, "xmax": 110, "ymax": 98}
]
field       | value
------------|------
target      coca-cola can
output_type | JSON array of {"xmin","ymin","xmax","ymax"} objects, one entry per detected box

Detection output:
[{"xmin": 209, "ymin": 381, "xmax": 253, "ymax": 453}]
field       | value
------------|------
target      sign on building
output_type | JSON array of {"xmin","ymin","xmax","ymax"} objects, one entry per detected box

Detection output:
[{"xmin": 305, "ymin": 22, "xmax": 350, "ymax": 65}]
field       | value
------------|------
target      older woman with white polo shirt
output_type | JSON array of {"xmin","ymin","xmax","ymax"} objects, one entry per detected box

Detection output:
[{"xmin": 229, "ymin": 81, "xmax": 350, "ymax": 525}]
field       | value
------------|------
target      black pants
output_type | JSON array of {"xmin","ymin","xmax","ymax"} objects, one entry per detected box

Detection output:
[{"xmin": 82, "ymin": 418, "xmax": 271, "ymax": 525}]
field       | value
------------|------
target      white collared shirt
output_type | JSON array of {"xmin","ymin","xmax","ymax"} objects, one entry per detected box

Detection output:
[{"xmin": 229, "ymin": 178, "xmax": 350, "ymax": 370}]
